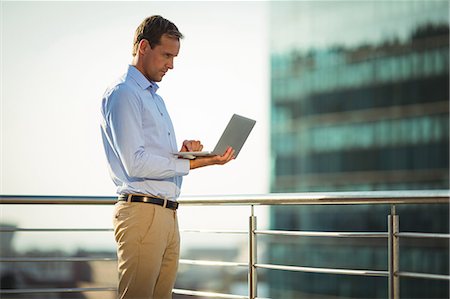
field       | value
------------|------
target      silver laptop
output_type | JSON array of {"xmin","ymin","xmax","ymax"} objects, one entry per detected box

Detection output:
[{"xmin": 175, "ymin": 114, "xmax": 256, "ymax": 159}]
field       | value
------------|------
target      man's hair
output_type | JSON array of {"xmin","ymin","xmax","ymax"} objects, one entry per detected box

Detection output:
[{"xmin": 132, "ymin": 15, "xmax": 183, "ymax": 56}]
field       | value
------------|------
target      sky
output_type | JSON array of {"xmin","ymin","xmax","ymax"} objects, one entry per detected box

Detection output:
[{"xmin": 1, "ymin": 1, "xmax": 270, "ymax": 252}]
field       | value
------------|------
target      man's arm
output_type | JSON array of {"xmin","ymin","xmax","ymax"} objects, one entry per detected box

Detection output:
[
  {"xmin": 178, "ymin": 139, "xmax": 235, "ymax": 169},
  {"xmin": 189, "ymin": 147, "xmax": 235, "ymax": 170}
]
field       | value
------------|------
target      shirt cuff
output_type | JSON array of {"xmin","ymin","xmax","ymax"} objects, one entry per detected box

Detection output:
[{"xmin": 175, "ymin": 158, "xmax": 190, "ymax": 176}]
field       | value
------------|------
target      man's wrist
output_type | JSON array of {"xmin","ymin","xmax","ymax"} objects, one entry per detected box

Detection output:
[
  {"xmin": 189, "ymin": 159, "xmax": 198, "ymax": 169},
  {"xmin": 189, "ymin": 158, "xmax": 206, "ymax": 170}
]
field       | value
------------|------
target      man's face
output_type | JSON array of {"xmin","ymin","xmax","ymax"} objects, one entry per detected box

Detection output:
[{"xmin": 141, "ymin": 34, "xmax": 180, "ymax": 82}]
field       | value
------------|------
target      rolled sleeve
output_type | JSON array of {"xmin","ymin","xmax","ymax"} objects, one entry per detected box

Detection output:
[{"xmin": 175, "ymin": 158, "xmax": 190, "ymax": 176}]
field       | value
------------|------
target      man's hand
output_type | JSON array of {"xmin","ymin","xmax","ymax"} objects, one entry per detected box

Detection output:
[
  {"xmin": 180, "ymin": 140, "xmax": 203, "ymax": 152},
  {"xmin": 189, "ymin": 147, "xmax": 235, "ymax": 169}
]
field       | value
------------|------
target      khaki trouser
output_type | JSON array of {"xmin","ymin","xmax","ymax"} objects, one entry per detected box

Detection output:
[{"xmin": 113, "ymin": 201, "xmax": 180, "ymax": 299}]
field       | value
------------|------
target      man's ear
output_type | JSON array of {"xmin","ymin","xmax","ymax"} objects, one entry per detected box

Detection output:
[{"xmin": 138, "ymin": 39, "xmax": 150, "ymax": 55}]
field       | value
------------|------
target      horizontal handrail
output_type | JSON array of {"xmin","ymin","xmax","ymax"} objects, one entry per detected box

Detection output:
[
  {"xmin": 0, "ymin": 286, "xmax": 263, "ymax": 299},
  {"xmin": 174, "ymin": 289, "xmax": 271, "ymax": 299},
  {"xmin": 173, "ymin": 288, "xmax": 249, "ymax": 299},
  {"xmin": 396, "ymin": 232, "xmax": 450, "ymax": 239},
  {"xmin": 397, "ymin": 271, "xmax": 450, "ymax": 281},
  {"xmin": 3, "ymin": 227, "xmax": 447, "ymax": 239},
  {"xmin": 4, "ymin": 227, "xmax": 447, "ymax": 240},
  {"xmin": 0, "ymin": 287, "xmax": 116, "ymax": 294},
  {"xmin": 255, "ymin": 263, "xmax": 388, "ymax": 277},
  {"xmin": 180, "ymin": 259, "xmax": 247, "ymax": 267},
  {"xmin": 181, "ymin": 229, "xmax": 247, "ymax": 234},
  {"xmin": 0, "ymin": 227, "xmax": 113, "ymax": 232},
  {"xmin": 255, "ymin": 264, "xmax": 449, "ymax": 281},
  {"xmin": 1, "ymin": 190, "xmax": 448, "ymax": 205},
  {"xmin": 0, "ymin": 257, "xmax": 116, "ymax": 262},
  {"xmin": 1, "ymin": 257, "xmax": 247, "ymax": 267},
  {"xmin": 0, "ymin": 195, "xmax": 116, "ymax": 204},
  {"xmin": 256, "ymin": 230, "xmax": 388, "ymax": 238},
  {"xmin": 0, "ymin": 228, "xmax": 244, "ymax": 234}
]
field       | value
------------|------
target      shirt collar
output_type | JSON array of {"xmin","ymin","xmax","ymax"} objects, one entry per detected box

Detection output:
[{"xmin": 127, "ymin": 65, "xmax": 159, "ymax": 92}]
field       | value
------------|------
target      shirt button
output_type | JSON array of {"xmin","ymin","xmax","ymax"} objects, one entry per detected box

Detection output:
[{"xmin": 168, "ymin": 132, "xmax": 171, "ymax": 136}]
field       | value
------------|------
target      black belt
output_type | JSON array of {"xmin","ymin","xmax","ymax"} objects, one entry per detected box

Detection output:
[{"xmin": 118, "ymin": 195, "xmax": 179, "ymax": 210}]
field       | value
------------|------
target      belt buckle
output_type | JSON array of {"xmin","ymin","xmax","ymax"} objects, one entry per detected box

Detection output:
[
  {"xmin": 127, "ymin": 194, "xmax": 133, "ymax": 203},
  {"xmin": 162, "ymin": 199, "xmax": 168, "ymax": 209}
]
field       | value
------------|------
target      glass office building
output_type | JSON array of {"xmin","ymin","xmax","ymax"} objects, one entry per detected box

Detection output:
[{"xmin": 268, "ymin": 1, "xmax": 449, "ymax": 298}]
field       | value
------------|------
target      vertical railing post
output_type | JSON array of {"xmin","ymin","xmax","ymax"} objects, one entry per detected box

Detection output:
[
  {"xmin": 249, "ymin": 205, "xmax": 257, "ymax": 299},
  {"xmin": 388, "ymin": 204, "xmax": 400, "ymax": 299}
]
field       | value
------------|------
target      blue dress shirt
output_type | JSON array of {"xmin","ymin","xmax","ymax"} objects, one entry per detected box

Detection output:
[{"xmin": 100, "ymin": 65, "xmax": 190, "ymax": 200}]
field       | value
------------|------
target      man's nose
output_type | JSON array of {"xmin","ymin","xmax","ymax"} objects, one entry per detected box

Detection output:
[{"xmin": 167, "ymin": 58, "xmax": 174, "ymax": 69}]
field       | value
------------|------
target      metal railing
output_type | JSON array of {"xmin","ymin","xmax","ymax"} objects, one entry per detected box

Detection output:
[{"xmin": 0, "ymin": 190, "xmax": 449, "ymax": 299}]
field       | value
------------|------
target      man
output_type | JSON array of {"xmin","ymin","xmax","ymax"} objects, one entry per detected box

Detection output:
[{"xmin": 100, "ymin": 15, "xmax": 235, "ymax": 299}]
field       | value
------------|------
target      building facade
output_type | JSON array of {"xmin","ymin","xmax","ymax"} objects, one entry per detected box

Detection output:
[{"xmin": 268, "ymin": 1, "xmax": 449, "ymax": 298}]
